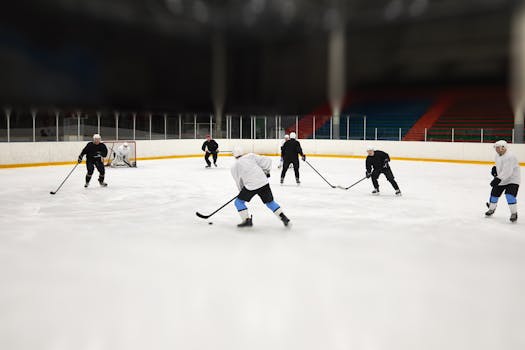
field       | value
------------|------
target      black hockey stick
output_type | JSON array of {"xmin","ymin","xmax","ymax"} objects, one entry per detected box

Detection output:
[
  {"xmin": 304, "ymin": 160, "xmax": 336, "ymax": 188},
  {"xmin": 336, "ymin": 176, "xmax": 367, "ymax": 190},
  {"xmin": 196, "ymin": 196, "xmax": 237, "ymax": 219},
  {"xmin": 50, "ymin": 163, "xmax": 80, "ymax": 195}
]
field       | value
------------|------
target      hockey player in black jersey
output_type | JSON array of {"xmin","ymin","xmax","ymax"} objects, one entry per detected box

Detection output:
[
  {"xmin": 78, "ymin": 134, "xmax": 108, "ymax": 188},
  {"xmin": 201, "ymin": 135, "xmax": 219, "ymax": 168},
  {"xmin": 365, "ymin": 146, "xmax": 401, "ymax": 196},
  {"xmin": 280, "ymin": 132, "xmax": 306, "ymax": 184}
]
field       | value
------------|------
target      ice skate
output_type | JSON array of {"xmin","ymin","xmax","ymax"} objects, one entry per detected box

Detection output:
[
  {"xmin": 296, "ymin": 178, "xmax": 301, "ymax": 185},
  {"xmin": 237, "ymin": 217, "xmax": 253, "ymax": 227},
  {"xmin": 84, "ymin": 182, "xmax": 89, "ymax": 188},
  {"xmin": 205, "ymin": 165, "xmax": 211, "ymax": 168},
  {"xmin": 485, "ymin": 209, "xmax": 495, "ymax": 216},
  {"xmin": 395, "ymin": 189, "xmax": 402, "ymax": 196},
  {"xmin": 280, "ymin": 178, "xmax": 284, "ymax": 185},
  {"xmin": 99, "ymin": 181, "xmax": 108, "ymax": 187},
  {"xmin": 372, "ymin": 188, "xmax": 380, "ymax": 195},
  {"xmin": 279, "ymin": 213, "xmax": 290, "ymax": 227},
  {"xmin": 510, "ymin": 213, "xmax": 518, "ymax": 222},
  {"xmin": 214, "ymin": 162, "xmax": 217, "ymax": 167}
]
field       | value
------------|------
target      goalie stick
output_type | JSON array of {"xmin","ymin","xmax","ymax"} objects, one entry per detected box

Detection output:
[{"xmin": 196, "ymin": 196, "xmax": 237, "ymax": 219}]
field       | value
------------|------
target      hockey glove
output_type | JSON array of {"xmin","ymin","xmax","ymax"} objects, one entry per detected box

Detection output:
[
  {"xmin": 491, "ymin": 166, "xmax": 497, "ymax": 177},
  {"xmin": 490, "ymin": 177, "xmax": 501, "ymax": 187},
  {"xmin": 365, "ymin": 172, "xmax": 371, "ymax": 178},
  {"xmin": 265, "ymin": 171, "xmax": 270, "ymax": 178},
  {"xmin": 77, "ymin": 156, "xmax": 83, "ymax": 163},
  {"xmin": 301, "ymin": 155, "xmax": 306, "ymax": 161}
]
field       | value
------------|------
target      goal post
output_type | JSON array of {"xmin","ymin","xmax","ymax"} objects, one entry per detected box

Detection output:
[{"xmin": 103, "ymin": 140, "xmax": 137, "ymax": 167}]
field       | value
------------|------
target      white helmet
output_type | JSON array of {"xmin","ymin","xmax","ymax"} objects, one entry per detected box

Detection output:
[
  {"xmin": 123, "ymin": 142, "xmax": 129, "ymax": 148},
  {"xmin": 93, "ymin": 134, "xmax": 101, "ymax": 140},
  {"xmin": 494, "ymin": 140, "xmax": 508, "ymax": 149},
  {"xmin": 366, "ymin": 145, "xmax": 375, "ymax": 151},
  {"xmin": 232, "ymin": 145, "xmax": 244, "ymax": 158},
  {"xmin": 290, "ymin": 132, "xmax": 297, "ymax": 139},
  {"xmin": 284, "ymin": 134, "xmax": 290, "ymax": 139}
]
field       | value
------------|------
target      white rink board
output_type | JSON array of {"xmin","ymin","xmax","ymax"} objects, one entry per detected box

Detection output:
[
  {"xmin": 0, "ymin": 156, "xmax": 524, "ymax": 350},
  {"xmin": 1, "ymin": 139, "xmax": 525, "ymax": 166}
]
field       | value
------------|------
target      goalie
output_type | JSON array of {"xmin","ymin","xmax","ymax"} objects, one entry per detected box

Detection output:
[{"xmin": 111, "ymin": 142, "xmax": 134, "ymax": 167}]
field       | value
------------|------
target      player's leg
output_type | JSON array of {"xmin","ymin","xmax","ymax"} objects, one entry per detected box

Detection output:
[
  {"xmin": 371, "ymin": 172, "xmax": 380, "ymax": 194},
  {"xmin": 204, "ymin": 152, "xmax": 212, "ymax": 167},
  {"xmin": 486, "ymin": 185, "xmax": 505, "ymax": 216},
  {"xmin": 383, "ymin": 167, "xmax": 401, "ymax": 195},
  {"xmin": 235, "ymin": 188, "xmax": 257, "ymax": 227},
  {"xmin": 212, "ymin": 153, "xmax": 218, "ymax": 167},
  {"xmin": 85, "ymin": 159, "xmax": 95, "ymax": 187},
  {"xmin": 292, "ymin": 159, "xmax": 300, "ymax": 184},
  {"xmin": 280, "ymin": 160, "xmax": 291, "ymax": 183},
  {"xmin": 504, "ymin": 184, "xmax": 519, "ymax": 222},
  {"xmin": 95, "ymin": 160, "xmax": 107, "ymax": 186},
  {"xmin": 258, "ymin": 184, "xmax": 290, "ymax": 226}
]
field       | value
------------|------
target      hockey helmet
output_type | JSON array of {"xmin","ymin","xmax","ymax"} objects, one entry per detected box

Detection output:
[{"xmin": 494, "ymin": 140, "xmax": 508, "ymax": 149}]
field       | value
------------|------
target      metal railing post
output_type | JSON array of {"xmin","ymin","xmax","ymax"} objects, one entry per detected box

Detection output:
[
  {"xmin": 512, "ymin": 128, "xmax": 515, "ymax": 143},
  {"xmin": 451, "ymin": 128, "xmax": 454, "ymax": 142},
  {"xmin": 313, "ymin": 115, "xmax": 316, "ymax": 140},
  {"xmin": 330, "ymin": 116, "xmax": 333, "ymax": 140},
  {"xmin": 363, "ymin": 115, "xmax": 367, "ymax": 140},
  {"xmin": 481, "ymin": 128, "xmax": 483, "ymax": 143},
  {"xmin": 149, "ymin": 113, "xmax": 152, "ymax": 140},
  {"xmin": 424, "ymin": 128, "xmax": 427, "ymax": 142},
  {"xmin": 375, "ymin": 128, "xmax": 378, "ymax": 140},
  {"xmin": 97, "ymin": 112, "xmax": 101, "ymax": 135},
  {"xmin": 346, "ymin": 116, "xmax": 349, "ymax": 140},
  {"xmin": 164, "ymin": 113, "xmax": 167, "ymax": 140},
  {"xmin": 76, "ymin": 111, "xmax": 81, "ymax": 141},
  {"xmin": 55, "ymin": 110, "xmax": 59, "ymax": 142},
  {"xmin": 398, "ymin": 127, "xmax": 401, "ymax": 141},
  {"xmin": 32, "ymin": 109, "xmax": 36, "ymax": 142},
  {"xmin": 193, "ymin": 114, "xmax": 197, "ymax": 139},
  {"xmin": 115, "ymin": 111, "xmax": 119, "ymax": 140},
  {"xmin": 5, "ymin": 108, "xmax": 10, "ymax": 142},
  {"xmin": 209, "ymin": 114, "xmax": 213, "ymax": 138},
  {"xmin": 178, "ymin": 114, "xmax": 181, "ymax": 139},
  {"xmin": 132, "ymin": 113, "xmax": 136, "ymax": 140},
  {"xmin": 240, "ymin": 116, "xmax": 243, "ymax": 139}
]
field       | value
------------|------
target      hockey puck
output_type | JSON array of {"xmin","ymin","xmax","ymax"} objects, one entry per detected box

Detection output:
[{"xmin": 208, "ymin": 222, "xmax": 213, "ymax": 225}]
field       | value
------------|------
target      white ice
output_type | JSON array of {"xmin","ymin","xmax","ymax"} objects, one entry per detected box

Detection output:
[{"xmin": 0, "ymin": 156, "xmax": 524, "ymax": 350}]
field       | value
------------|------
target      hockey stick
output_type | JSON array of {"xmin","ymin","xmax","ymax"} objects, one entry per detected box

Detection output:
[
  {"xmin": 304, "ymin": 160, "xmax": 336, "ymax": 188},
  {"xmin": 196, "ymin": 196, "xmax": 237, "ymax": 219},
  {"xmin": 336, "ymin": 176, "xmax": 368, "ymax": 190},
  {"xmin": 50, "ymin": 163, "xmax": 80, "ymax": 195}
]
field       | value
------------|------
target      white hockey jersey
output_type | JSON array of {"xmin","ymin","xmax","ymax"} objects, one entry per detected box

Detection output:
[
  {"xmin": 231, "ymin": 153, "xmax": 272, "ymax": 191},
  {"xmin": 495, "ymin": 150, "xmax": 521, "ymax": 185},
  {"xmin": 117, "ymin": 144, "xmax": 130, "ymax": 157}
]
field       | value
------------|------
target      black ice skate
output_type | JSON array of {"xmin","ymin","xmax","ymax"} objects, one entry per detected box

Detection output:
[
  {"xmin": 84, "ymin": 182, "xmax": 89, "ymax": 188},
  {"xmin": 280, "ymin": 178, "xmax": 284, "ymax": 185},
  {"xmin": 510, "ymin": 213, "xmax": 518, "ymax": 222},
  {"xmin": 485, "ymin": 209, "xmax": 495, "ymax": 216},
  {"xmin": 296, "ymin": 178, "xmax": 301, "ymax": 185},
  {"xmin": 372, "ymin": 188, "xmax": 380, "ymax": 195},
  {"xmin": 205, "ymin": 165, "xmax": 211, "ymax": 168},
  {"xmin": 237, "ymin": 217, "xmax": 253, "ymax": 227},
  {"xmin": 279, "ymin": 213, "xmax": 290, "ymax": 227},
  {"xmin": 395, "ymin": 189, "xmax": 402, "ymax": 196},
  {"xmin": 99, "ymin": 181, "xmax": 108, "ymax": 187},
  {"xmin": 214, "ymin": 162, "xmax": 217, "ymax": 167}
]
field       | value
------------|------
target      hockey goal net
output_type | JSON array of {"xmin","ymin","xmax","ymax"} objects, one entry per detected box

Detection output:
[{"xmin": 104, "ymin": 140, "xmax": 137, "ymax": 167}]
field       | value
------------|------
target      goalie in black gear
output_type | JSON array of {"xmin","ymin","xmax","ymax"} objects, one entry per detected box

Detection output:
[
  {"xmin": 78, "ymin": 134, "xmax": 108, "ymax": 187},
  {"xmin": 365, "ymin": 146, "xmax": 401, "ymax": 196}
]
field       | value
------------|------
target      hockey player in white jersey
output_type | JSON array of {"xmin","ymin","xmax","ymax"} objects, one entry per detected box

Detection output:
[
  {"xmin": 485, "ymin": 140, "xmax": 520, "ymax": 222},
  {"xmin": 112, "ymin": 143, "xmax": 131, "ymax": 167},
  {"xmin": 231, "ymin": 146, "xmax": 290, "ymax": 227}
]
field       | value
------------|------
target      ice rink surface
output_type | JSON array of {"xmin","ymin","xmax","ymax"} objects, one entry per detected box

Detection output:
[{"xmin": 1, "ymin": 156, "xmax": 524, "ymax": 350}]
